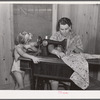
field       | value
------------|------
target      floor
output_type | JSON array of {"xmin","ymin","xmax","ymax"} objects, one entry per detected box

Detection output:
[
  {"xmin": 24, "ymin": 76, "xmax": 100, "ymax": 90},
  {"xmin": 86, "ymin": 76, "xmax": 100, "ymax": 90}
]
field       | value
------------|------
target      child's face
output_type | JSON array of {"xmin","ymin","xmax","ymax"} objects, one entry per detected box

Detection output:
[{"xmin": 59, "ymin": 24, "xmax": 71, "ymax": 37}]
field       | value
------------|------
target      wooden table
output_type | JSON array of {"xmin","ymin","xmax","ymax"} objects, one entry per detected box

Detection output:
[{"xmin": 19, "ymin": 56, "xmax": 100, "ymax": 90}]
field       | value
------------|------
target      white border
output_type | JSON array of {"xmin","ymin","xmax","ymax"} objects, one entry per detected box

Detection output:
[
  {"xmin": 0, "ymin": 1, "xmax": 100, "ymax": 4},
  {"xmin": 0, "ymin": 90, "xmax": 100, "ymax": 99},
  {"xmin": 0, "ymin": 1, "xmax": 100, "ymax": 99}
]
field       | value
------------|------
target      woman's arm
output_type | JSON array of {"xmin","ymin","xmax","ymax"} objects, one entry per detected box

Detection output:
[
  {"xmin": 73, "ymin": 46, "xmax": 83, "ymax": 53},
  {"xmin": 66, "ymin": 35, "xmax": 83, "ymax": 55},
  {"xmin": 48, "ymin": 44, "xmax": 65, "ymax": 58}
]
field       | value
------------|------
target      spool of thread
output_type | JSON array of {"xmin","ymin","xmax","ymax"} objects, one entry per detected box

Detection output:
[{"xmin": 45, "ymin": 36, "xmax": 48, "ymax": 39}]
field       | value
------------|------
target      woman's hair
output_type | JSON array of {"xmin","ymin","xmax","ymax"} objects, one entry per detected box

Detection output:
[
  {"xmin": 56, "ymin": 17, "xmax": 72, "ymax": 31},
  {"xmin": 16, "ymin": 31, "xmax": 32, "ymax": 44}
]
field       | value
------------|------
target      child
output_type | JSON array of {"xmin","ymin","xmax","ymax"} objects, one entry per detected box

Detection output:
[{"xmin": 11, "ymin": 31, "xmax": 40, "ymax": 90}]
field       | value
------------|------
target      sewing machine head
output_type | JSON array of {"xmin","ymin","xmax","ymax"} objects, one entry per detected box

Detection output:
[
  {"xmin": 37, "ymin": 36, "xmax": 67, "ymax": 57},
  {"xmin": 42, "ymin": 39, "xmax": 67, "ymax": 50}
]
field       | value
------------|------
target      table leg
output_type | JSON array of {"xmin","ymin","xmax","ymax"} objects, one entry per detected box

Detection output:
[{"xmin": 30, "ymin": 61, "xmax": 36, "ymax": 90}]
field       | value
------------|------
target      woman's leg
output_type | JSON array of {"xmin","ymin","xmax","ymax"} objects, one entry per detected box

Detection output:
[{"xmin": 13, "ymin": 71, "xmax": 24, "ymax": 90}]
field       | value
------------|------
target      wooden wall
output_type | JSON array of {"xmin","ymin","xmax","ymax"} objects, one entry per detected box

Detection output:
[
  {"xmin": 0, "ymin": 4, "xmax": 14, "ymax": 89},
  {"xmin": 95, "ymin": 5, "xmax": 100, "ymax": 54}
]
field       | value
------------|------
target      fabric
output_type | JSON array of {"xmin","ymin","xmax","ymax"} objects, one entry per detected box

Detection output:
[
  {"xmin": 81, "ymin": 53, "xmax": 100, "ymax": 59},
  {"xmin": 62, "ymin": 53, "xmax": 100, "ymax": 89},
  {"xmin": 62, "ymin": 53, "xmax": 89, "ymax": 89}
]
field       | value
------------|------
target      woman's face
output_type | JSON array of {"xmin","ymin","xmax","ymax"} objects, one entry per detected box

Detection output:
[{"xmin": 59, "ymin": 24, "xmax": 71, "ymax": 37}]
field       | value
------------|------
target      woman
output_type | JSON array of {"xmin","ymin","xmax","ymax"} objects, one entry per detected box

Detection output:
[{"xmin": 48, "ymin": 17, "xmax": 83, "ymax": 90}]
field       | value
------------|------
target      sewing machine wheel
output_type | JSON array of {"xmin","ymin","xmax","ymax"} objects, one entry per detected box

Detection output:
[{"xmin": 43, "ymin": 40, "xmax": 48, "ymax": 46}]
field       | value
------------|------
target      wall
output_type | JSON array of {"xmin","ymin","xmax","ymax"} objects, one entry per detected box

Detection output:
[
  {"xmin": 95, "ymin": 5, "xmax": 100, "ymax": 54},
  {"xmin": 13, "ymin": 4, "xmax": 52, "ymax": 42},
  {"xmin": 0, "ymin": 4, "xmax": 14, "ymax": 89},
  {"xmin": 95, "ymin": 5, "xmax": 100, "ymax": 80}
]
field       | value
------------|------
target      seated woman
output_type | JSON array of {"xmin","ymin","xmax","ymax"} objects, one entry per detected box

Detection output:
[
  {"xmin": 48, "ymin": 17, "xmax": 83, "ymax": 90},
  {"xmin": 11, "ymin": 31, "xmax": 41, "ymax": 90},
  {"xmin": 48, "ymin": 17, "xmax": 100, "ymax": 90}
]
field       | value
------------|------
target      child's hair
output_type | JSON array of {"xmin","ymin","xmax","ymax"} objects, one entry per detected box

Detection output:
[
  {"xmin": 56, "ymin": 17, "xmax": 72, "ymax": 31},
  {"xmin": 16, "ymin": 31, "xmax": 32, "ymax": 44}
]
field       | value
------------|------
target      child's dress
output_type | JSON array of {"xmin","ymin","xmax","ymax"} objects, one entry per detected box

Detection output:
[{"xmin": 11, "ymin": 45, "xmax": 23, "ymax": 73}]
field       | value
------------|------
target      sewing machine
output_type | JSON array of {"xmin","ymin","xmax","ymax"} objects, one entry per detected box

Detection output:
[{"xmin": 36, "ymin": 36, "xmax": 67, "ymax": 57}]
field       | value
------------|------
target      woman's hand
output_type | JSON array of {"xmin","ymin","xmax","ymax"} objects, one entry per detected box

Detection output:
[
  {"xmin": 56, "ymin": 51, "xmax": 65, "ymax": 58},
  {"xmin": 66, "ymin": 49, "xmax": 73, "ymax": 56},
  {"xmin": 51, "ymin": 49, "xmax": 65, "ymax": 58}
]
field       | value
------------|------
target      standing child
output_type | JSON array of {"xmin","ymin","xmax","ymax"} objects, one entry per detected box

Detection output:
[{"xmin": 11, "ymin": 31, "xmax": 40, "ymax": 90}]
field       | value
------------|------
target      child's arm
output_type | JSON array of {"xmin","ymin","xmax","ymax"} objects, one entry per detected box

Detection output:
[
  {"xmin": 24, "ymin": 42, "xmax": 38, "ymax": 52},
  {"xmin": 16, "ymin": 46, "xmax": 40, "ymax": 63}
]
